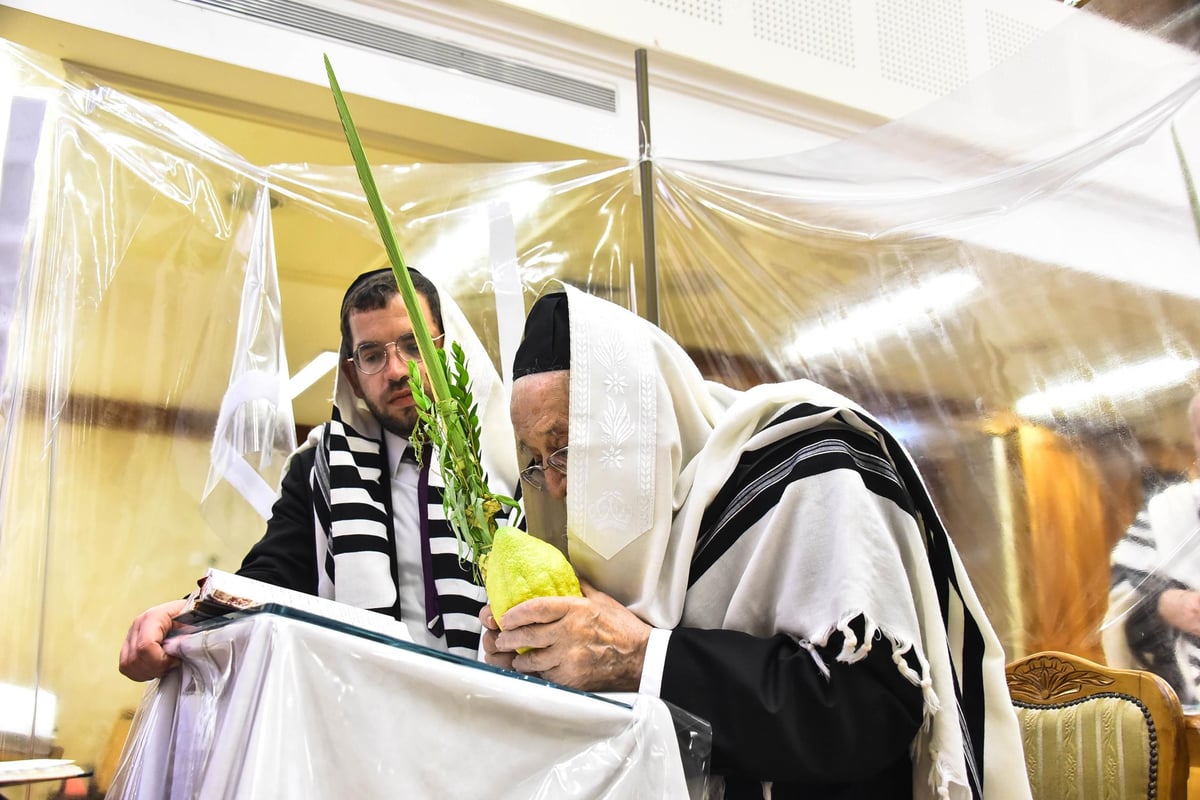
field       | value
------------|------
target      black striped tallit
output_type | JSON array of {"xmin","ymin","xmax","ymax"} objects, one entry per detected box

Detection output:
[
  {"xmin": 312, "ymin": 406, "xmax": 487, "ymax": 659},
  {"xmin": 691, "ymin": 402, "xmax": 991, "ymax": 799},
  {"xmin": 1109, "ymin": 497, "xmax": 1200, "ymax": 704}
]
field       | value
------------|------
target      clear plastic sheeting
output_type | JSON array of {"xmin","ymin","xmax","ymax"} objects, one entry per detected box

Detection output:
[
  {"xmin": 202, "ymin": 183, "xmax": 295, "ymax": 523},
  {"xmin": 107, "ymin": 609, "xmax": 708, "ymax": 800},
  {"xmin": 644, "ymin": 5, "xmax": 1200, "ymax": 675},
  {"xmin": 3, "ymin": 0, "xmax": 1200, "ymax": 790},
  {"xmin": 0, "ymin": 41, "xmax": 298, "ymax": 782}
]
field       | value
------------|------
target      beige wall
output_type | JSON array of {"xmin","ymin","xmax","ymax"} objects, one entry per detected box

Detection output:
[{"xmin": 0, "ymin": 411, "xmax": 266, "ymax": 774}]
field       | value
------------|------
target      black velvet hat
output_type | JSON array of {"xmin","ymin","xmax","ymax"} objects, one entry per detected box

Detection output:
[{"xmin": 512, "ymin": 292, "xmax": 571, "ymax": 378}]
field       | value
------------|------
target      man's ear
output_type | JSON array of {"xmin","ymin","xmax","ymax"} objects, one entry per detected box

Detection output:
[{"xmin": 341, "ymin": 359, "xmax": 365, "ymax": 400}]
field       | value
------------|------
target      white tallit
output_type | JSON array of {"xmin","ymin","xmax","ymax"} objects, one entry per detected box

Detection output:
[
  {"xmin": 1104, "ymin": 479, "xmax": 1200, "ymax": 700},
  {"xmin": 521, "ymin": 283, "xmax": 1030, "ymax": 800},
  {"xmin": 1149, "ymin": 481, "xmax": 1200, "ymax": 588}
]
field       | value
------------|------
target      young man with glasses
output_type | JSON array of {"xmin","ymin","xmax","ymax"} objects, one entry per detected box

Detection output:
[{"xmin": 120, "ymin": 268, "xmax": 519, "ymax": 680}]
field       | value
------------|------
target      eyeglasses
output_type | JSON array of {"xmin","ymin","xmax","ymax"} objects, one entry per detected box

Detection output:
[
  {"xmin": 349, "ymin": 333, "xmax": 445, "ymax": 375},
  {"xmin": 520, "ymin": 445, "xmax": 568, "ymax": 490}
]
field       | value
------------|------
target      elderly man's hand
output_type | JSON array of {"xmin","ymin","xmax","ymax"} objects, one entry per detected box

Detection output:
[
  {"xmin": 479, "ymin": 604, "xmax": 516, "ymax": 671},
  {"xmin": 1158, "ymin": 588, "xmax": 1200, "ymax": 637},
  {"xmin": 119, "ymin": 599, "xmax": 187, "ymax": 681},
  {"xmin": 480, "ymin": 579, "xmax": 650, "ymax": 692}
]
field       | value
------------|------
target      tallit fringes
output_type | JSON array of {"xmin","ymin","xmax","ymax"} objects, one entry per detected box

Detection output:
[
  {"xmin": 791, "ymin": 635, "xmax": 832, "ymax": 680},
  {"xmin": 891, "ymin": 639, "xmax": 937, "ymax": 704},
  {"xmin": 822, "ymin": 614, "xmax": 942, "ymax": 718},
  {"xmin": 925, "ymin": 751, "xmax": 964, "ymax": 800},
  {"xmin": 918, "ymin": 673, "xmax": 941, "ymax": 717},
  {"xmin": 833, "ymin": 611, "xmax": 874, "ymax": 664},
  {"xmin": 912, "ymin": 657, "xmax": 959, "ymax": 800}
]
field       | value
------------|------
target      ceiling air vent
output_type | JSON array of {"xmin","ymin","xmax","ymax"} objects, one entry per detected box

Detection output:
[{"xmin": 176, "ymin": 0, "xmax": 618, "ymax": 112}]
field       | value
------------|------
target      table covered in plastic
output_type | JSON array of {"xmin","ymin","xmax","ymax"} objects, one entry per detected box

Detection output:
[{"xmin": 107, "ymin": 607, "xmax": 710, "ymax": 799}]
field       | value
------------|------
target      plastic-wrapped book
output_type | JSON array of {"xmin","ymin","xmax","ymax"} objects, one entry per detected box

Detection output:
[
  {"xmin": 174, "ymin": 567, "xmax": 414, "ymax": 644},
  {"xmin": 0, "ymin": 758, "xmax": 90, "ymax": 787}
]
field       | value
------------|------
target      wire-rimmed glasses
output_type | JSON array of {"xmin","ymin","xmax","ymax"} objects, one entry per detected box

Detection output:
[
  {"xmin": 349, "ymin": 333, "xmax": 445, "ymax": 375},
  {"xmin": 520, "ymin": 445, "xmax": 568, "ymax": 490}
]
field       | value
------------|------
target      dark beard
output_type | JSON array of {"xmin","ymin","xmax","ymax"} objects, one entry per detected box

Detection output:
[
  {"xmin": 378, "ymin": 411, "xmax": 416, "ymax": 439},
  {"xmin": 364, "ymin": 379, "xmax": 417, "ymax": 440}
]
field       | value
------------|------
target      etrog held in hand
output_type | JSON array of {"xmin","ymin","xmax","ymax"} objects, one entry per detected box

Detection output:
[{"xmin": 483, "ymin": 525, "xmax": 583, "ymax": 644}]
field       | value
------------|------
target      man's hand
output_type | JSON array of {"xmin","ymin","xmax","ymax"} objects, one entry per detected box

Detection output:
[
  {"xmin": 1158, "ymin": 588, "xmax": 1200, "ymax": 636},
  {"xmin": 119, "ymin": 599, "xmax": 188, "ymax": 681},
  {"xmin": 479, "ymin": 579, "xmax": 650, "ymax": 692}
]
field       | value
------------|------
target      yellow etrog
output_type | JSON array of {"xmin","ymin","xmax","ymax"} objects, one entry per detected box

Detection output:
[{"xmin": 483, "ymin": 526, "xmax": 582, "ymax": 636}]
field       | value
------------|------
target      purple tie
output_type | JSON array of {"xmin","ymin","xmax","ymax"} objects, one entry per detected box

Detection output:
[{"xmin": 415, "ymin": 445, "xmax": 444, "ymax": 636}]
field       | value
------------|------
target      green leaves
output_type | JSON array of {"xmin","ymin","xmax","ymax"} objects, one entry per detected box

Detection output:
[
  {"xmin": 326, "ymin": 56, "xmax": 516, "ymax": 571},
  {"xmin": 409, "ymin": 349, "xmax": 517, "ymax": 577},
  {"xmin": 1171, "ymin": 123, "xmax": 1200, "ymax": 245}
]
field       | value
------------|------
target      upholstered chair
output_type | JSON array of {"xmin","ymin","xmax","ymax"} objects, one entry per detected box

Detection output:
[{"xmin": 1006, "ymin": 650, "xmax": 1188, "ymax": 800}]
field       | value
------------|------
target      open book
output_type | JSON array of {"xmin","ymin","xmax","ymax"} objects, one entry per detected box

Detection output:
[
  {"xmin": 0, "ymin": 759, "xmax": 90, "ymax": 787},
  {"xmin": 175, "ymin": 568, "xmax": 414, "ymax": 643}
]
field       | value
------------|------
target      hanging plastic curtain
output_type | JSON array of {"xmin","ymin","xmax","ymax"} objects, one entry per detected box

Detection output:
[{"xmin": 0, "ymin": 41, "xmax": 298, "ymax": 769}]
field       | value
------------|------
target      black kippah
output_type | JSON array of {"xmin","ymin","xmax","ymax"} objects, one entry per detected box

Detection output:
[
  {"xmin": 513, "ymin": 292, "xmax": 570, "ymax": 378},
  {"xmin": 343, "ymin": 267, "xmax": 392, "ymax": 304},
  {"xmin": 342, "ymin": 266, "xmax": 431, "ymax": 304}
]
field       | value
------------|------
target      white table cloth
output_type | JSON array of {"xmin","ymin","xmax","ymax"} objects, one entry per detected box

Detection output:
[{"xmin": 108, "ymin": 608, "xmax": 708, "ymax": 799}]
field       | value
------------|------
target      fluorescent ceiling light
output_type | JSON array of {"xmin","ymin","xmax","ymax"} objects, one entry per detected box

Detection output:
[
  {"xmin": 1015, "ymin": 355, "xmax": 1199, "ymax": 417},
  {"xmin": 288, "ymin": 351, "xmax": 340, "ymax": 400},
  {"xmin": 787, "ymin": 271, "xmax": 981, "ymax": 360}
]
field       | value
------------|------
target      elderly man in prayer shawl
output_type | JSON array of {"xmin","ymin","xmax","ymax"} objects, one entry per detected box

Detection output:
[
  {"xmin": 482, "ymin": 286, "xmax": 1030, "ymax": 800},
  {"xmin": 1104, "ymin": 390, "xmax": 1200, "ymax": 704},
  {"xmin": 121, "ymin": 268, "xmax": 518, "ymax": 680}
]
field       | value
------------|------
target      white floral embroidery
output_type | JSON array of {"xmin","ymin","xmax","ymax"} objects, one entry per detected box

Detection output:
[
  {"xmin": 592, "ymin": 490, "xmax": 630, "ymax": 528},
  {"xmin": 637, "ymin": 364, "xmax": 656, "ymax": 524},
  {"xmin": 601, "ymin": 396, "xmax": 634, "ymax": 448},
  {"xmin": 600, "ymin": 445, "xmax": 624, "ymax": 467},
  {"xmin": 566, "ymin": 285, "xmax": 657, "ymax": 557},
  {"xmin": 594, "ymin": 332, "xmax": 625, "ymax": 373},
  {"xmin": 603, "ymin": 372, "xmax": 628, "ymax": 395}
]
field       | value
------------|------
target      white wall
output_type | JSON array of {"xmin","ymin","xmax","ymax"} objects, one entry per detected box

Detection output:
[{"xmin": 1, "ymin": 0, "xmax": 875, "ymax": 160}]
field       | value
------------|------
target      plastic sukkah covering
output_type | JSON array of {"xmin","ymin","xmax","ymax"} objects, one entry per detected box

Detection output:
[{"xmin": 2, "ymin": 0, "xmax": 1200, "ymax": 788}]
